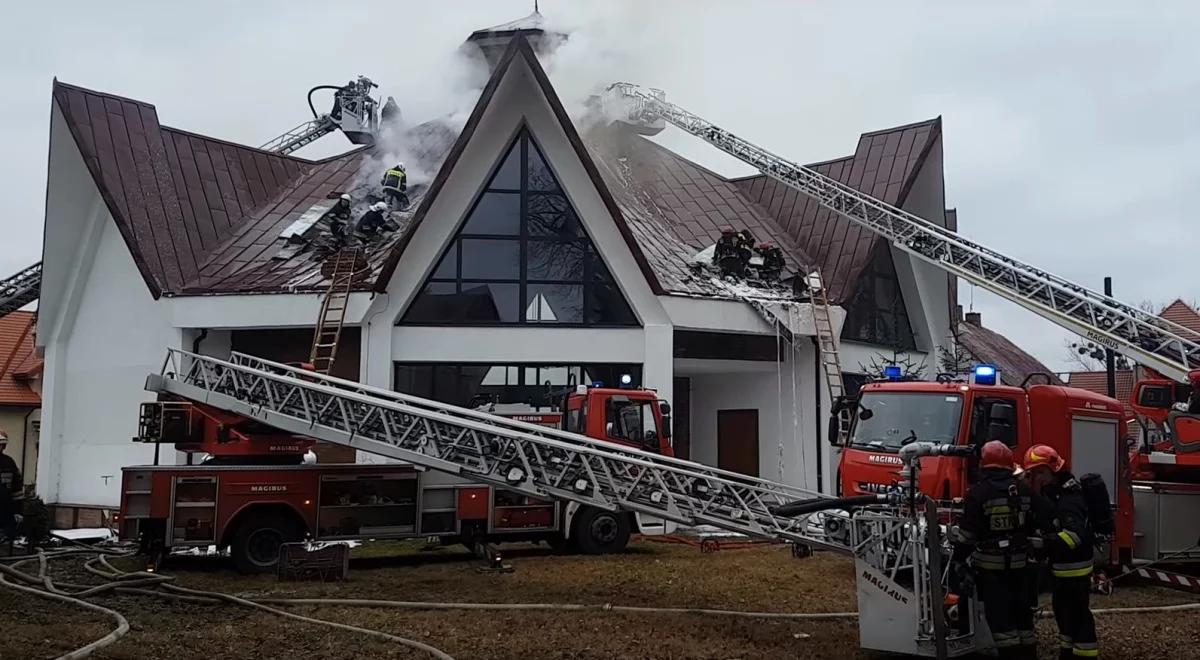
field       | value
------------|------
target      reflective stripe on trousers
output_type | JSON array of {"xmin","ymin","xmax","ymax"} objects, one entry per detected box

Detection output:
[{"xmin": 1052, "ymin": 559, "xmax": 1094, "ymax": 578}]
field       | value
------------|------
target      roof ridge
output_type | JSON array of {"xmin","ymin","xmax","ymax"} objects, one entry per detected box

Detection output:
[
  {"xmin": 53, "ymin": 79, "xmax": 155, "ymax": 111},
  {"xmin": 160, "ymin": 124, "xmax": 320, "ymax": 165},
  {"xmin": 860, "ymin": 116, "xmax": 941, "ymax": 138}
]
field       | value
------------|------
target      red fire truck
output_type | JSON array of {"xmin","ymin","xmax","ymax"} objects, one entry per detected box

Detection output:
[
  {"xmin": 834, "ymin": 369, "xmax": 1134, "ymax": 563},
  {"xmin": 119, "ymin": 382, "xmax": 674, "ymax": 573}
]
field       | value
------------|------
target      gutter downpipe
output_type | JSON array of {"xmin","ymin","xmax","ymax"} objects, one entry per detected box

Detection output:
[
  {"xmin": 811, "ymin": 336, "xmax": 823, "ymax": 493},
  {"xmin": 21, "ymin": 408, "xmax": 34, "ymax": 491}
]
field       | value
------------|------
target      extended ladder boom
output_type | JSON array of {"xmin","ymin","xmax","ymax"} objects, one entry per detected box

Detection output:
[
  {"xmin": 0, "ymin": 262, "xmax": 41, "ymax": 317},
  {"xmin": 607, "ymin": 84, "xmax": 1200, "ymax": 383},
  {"xmin": 260, "ymin": 117, "xmax": 337, "ymax": 156},
  {"xmin": 148, "ymin": 349, "xmax": 850, "ymax": 551}
]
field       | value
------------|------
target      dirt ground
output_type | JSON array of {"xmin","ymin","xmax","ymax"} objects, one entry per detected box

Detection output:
[{"xmin": 2, "ymin": 539, "xmax": 1200, "ymax": 659}]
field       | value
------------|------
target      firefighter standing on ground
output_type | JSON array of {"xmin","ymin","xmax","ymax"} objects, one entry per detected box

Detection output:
[
  {"xmin": 1022, "ymin": 444, "xmax": 1099, "ymax": 659},
  {"xmin": 381, "ymin": 163, "xmax": 408, "ymax": 210},
  {"xmin": 0, "ymin": 430, "xmax": 22, "ymax": 541},
  {"xmin": 950, "ymin": 440, "xmax": 1038, "ymax": 659}
]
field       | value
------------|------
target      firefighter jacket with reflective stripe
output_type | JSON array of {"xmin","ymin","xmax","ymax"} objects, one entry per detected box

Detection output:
[
  {"xmin": 952, "ymin": 467, "xmax": 1036, "ymax": 570},
  {"xmin": 382, "ymin": 168, "xmax": 407, "ymax": 193},
  {"xmin": 1034, "ymin": 471, "xmax": 1095, "ymax": 578}
]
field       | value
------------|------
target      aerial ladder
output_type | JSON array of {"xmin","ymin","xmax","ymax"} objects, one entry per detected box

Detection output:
[
  {"xmin": 260, "ymin": 76, "xmax": 381, "ymax": 156},
  {"xmin": 0, "ymin": 262, "xmax": 41, "ymax": 318},
  {"xmin": 604, "ymin": 83, "xmax": 1200, "ymax": 456},
  {"xmin": 146, "ymin": 348, "xmax": 968, "ymax": 656}
]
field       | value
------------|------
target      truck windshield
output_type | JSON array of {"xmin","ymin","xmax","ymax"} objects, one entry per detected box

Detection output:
[
  {"xmin": 607, "ymin": 399, "xmax": 660, "ymax": 452},
  {"xmin": 850, "ymin": 393, "xmax": 963, "ymax": 452}
]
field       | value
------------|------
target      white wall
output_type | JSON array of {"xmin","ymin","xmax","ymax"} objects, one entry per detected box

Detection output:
[
  {"xmin": 38, "ymin": 217, "xmax": 180, "ymax": 507},
  {"xmin": 893, "ymin": 133, "xmax": 954, "ymax": 357},
  {"xmin": 681, "ymin": 343, "xmax": 826, "ymax": 492}
]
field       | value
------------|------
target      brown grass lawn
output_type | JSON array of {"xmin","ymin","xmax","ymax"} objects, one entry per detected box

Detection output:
[{"xmin": 1, "ymin": 539, "xmax": 1198, "ymax": 659}]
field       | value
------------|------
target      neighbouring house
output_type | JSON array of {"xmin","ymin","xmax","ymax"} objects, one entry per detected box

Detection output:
[
  {"xmin": 0, "ymin": 310, "xmax": 42, "ymax": 495},
  {"xmin": 955, "ymin": 309, "xmax": 1063, "ymax": 387},
  {"xmin": 1065, "ymin": 299, "xmax": 1200, "ymax": 440},
  {"xmin": 36, "ymin": 13, "xmax": 962, "ymax": 519}
]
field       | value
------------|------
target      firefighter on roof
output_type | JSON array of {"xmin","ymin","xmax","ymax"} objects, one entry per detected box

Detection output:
[
  {"xmin": 382, "ymin": 163, "xmax": 408, "ymax": 210},
  {"xmin": 950, "ymin": 440, "xmax": 1037, "ymax": 659},
  {"xmin": 1022, "ymin": 444, "xmax": 1099, "ymax": 659}
]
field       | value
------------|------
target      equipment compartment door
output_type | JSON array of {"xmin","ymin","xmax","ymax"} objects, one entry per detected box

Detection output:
[
  {"xmin": 1070, "ymin": 417, "xmax": 1118, "ymax": 503},
  {"xmin": 317, "ymin": 473, "xmax": 417, "ymax": 538}
]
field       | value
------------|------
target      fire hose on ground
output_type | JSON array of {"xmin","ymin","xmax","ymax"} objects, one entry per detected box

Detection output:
[{"xmin": 5, "ymin": 541, "xmax": 1200, "ymax": 660}]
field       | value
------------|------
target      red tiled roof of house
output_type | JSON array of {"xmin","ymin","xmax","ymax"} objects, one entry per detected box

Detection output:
[
  {"xmin": 0, "ymin": 311, "xmax": 41, "ymax": 406},
  {"xmin": 1160, "ymin": 299, "xmax": 1200, "ymax": 340}
]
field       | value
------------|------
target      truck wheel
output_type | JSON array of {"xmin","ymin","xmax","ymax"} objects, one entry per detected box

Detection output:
[
  {"xmin": 230, "ymin": 514, "xmax": 302, "ymax": 574},
  {"xmin": 572, "ymin": 507, "xmax": 630, "ymax": 555}
]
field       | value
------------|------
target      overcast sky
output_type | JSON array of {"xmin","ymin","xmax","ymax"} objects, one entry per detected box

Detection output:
[{"xmin": 2, "ymin": 0, "xmax": 1198, "ymax": 373}]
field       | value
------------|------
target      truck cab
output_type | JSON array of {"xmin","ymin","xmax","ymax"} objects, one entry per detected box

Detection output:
[
  {"xmin": 834, "ymin": 370, "xmax": 1127, "ymax": 503},
  {"xmin": 836, "ymin": 379, "xmax": 1026, "ymax": 500}
]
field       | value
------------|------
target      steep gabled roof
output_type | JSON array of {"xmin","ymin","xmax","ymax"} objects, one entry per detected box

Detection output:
[
  {"xmin": 956, "ymin": 318, "xmax": 1063, "ymax": 387},
  {"xmin": 51, "ymin": 81, "xmax": 312, "ymax": 296},
  {"xmin": 733, "ymin": 118, "xmax": 942, "ymax": 302},
  {"xmin": 0, "ymin": 311, "xmax": 40, "ymax": 407}
]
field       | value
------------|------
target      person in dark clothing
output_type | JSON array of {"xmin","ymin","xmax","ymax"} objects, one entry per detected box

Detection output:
[
  {"xmin": 0, "ymin": 431, "xmax": 22, "ymax": 543},
  {"xmin": 328, "ymin": 193, "xmax": 352, "ymax": 240},
  {"xmin": 951, "ymin": 440, "xmax": 1037, "ymax": 659},
  {"xmin": 381, "ymin": 163, "xmax": 408, "ymax": 210},
  {"xmin": 357, "ymin": 201, "xmax": 389, "ymax": 236},
  {"xmin": 1022, "ymin": 444, "xmax": 1098, "ymax": 659}
]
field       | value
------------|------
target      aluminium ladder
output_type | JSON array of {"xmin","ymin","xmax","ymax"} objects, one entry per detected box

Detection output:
[
  {"xmin": 806, "ymin": 271, "xmax": 845, "ymax": 404},
  {"xmin": 260, "ymin": 117, "xmax": 337, "ymax": 156},
  {"xmin": 607, "ymin": 84, "xmax": 1200, "ymax": 383},
  {"xmin": 147, "ymin": 349, "xmax": 851, "ymax": 552},
  {"xmin": 308, "ymin": 248, "xmax": 362, "ymax": 375},
  {"xmin": 0, "ymin": 262, "xmax": 41, "ymax": 318}
]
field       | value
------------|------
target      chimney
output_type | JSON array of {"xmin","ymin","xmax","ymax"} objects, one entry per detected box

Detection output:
[
  {"xmin": 955, "ymin": 304, "xmax": 964, "ymax": 323},
  {"xmin": 965, "ymin": 311, "xmax": 982, "ymax": 327}
]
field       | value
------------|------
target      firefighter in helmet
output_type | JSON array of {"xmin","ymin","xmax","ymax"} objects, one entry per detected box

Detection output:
[
  {"xmin": 950, "ymin": 440, "xmax": 1037, "ymax": 659},
  {"xmin": 1022, "ymin": 444, "xmax": 1098, "ymax": 659},
  {"xmin": 381, "ymin": 163, "xmax": 408, "ymax": 210}
]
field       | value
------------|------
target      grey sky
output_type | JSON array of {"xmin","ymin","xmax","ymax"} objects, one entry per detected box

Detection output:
[{"xmin": 2, "ymin": 0, "xmax": 1198, "ymax": 372}]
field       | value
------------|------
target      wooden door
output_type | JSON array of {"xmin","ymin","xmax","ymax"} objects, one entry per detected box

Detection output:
[{"xmin": 717, "ymin": 409, "xmax": 759, "ymax": 477}]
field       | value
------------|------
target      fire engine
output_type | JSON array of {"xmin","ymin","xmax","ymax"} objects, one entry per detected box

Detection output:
[
  {"xmin": 119, "ymin": 380, "xmax": 674, "ymax": 573},
  {"xmin": 833, "ymin": 370, "xmax": 1134, "ymax": 564}
]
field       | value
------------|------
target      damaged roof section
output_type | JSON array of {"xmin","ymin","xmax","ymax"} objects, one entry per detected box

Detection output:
[
  {"xmin": 733, "ymin": 119, "xmax": 942, "ymax": 303},
  {"xmin": 53, "ymin": 79, "xmax": 457, "ymax": 295}
]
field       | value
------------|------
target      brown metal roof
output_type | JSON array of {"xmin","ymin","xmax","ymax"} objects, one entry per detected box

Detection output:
[
  {"xmin": 52, "ymin": 34, "xmax": 939, "ymax": 306},
  {"xmin": 733, "ymin": 118, "xmax": 941, "ymax": 302},
  {"xmin": 956, "ymin": 317, "xmax": 1064, "ymax": 387},
  {"xmin": 52, "ymin": 81, "xmax": 311, "ymax": 297}
]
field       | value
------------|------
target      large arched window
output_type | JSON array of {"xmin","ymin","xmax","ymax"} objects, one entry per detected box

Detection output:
[{"xmin": 401, "ymin": 129, "xmax": 638, "ymax": 327}]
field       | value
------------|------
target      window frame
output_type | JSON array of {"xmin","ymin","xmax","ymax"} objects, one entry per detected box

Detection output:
[{"xmin": 400, "ymin": 128, "xmax": 638, "ymax": 328}]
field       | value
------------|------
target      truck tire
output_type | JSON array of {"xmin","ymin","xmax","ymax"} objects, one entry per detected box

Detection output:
[
  {"xmin": 572, "ymin": 507, "xmax": 630, "ymax": 555},
  {"xmin": 230, "ymin": 514, "xmax": 302, "ymax": 574}
]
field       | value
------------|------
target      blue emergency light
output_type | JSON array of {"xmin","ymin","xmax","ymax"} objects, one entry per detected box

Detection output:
[
  {"xmin": 883, "ymin": 365, "xmax": 903, "ymax": 381},
  {"xmin": 972, "ymin": 364, "xmax": 998, "ymax": 386},
  {"xmin": 591, "ymin": 381, "xmax": 605, "ymax": 388}
]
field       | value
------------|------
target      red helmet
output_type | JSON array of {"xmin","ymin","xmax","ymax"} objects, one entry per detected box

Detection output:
[
  {"xmin": 1023, "ymin": 444, "xmax": 1065, "ymax": 472},
  {"xmin": 979, "ymin": 440, "xmax": 1014, "ymax": 469}
]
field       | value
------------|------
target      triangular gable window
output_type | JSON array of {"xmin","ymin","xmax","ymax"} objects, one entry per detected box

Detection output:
[
  {"xmin": 840, "ymin": 243, "xmax": 916, "ymax": 350},
  {"xmin": 402, "ymin": 129, "xmax": 638, "ymax": 327}
]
